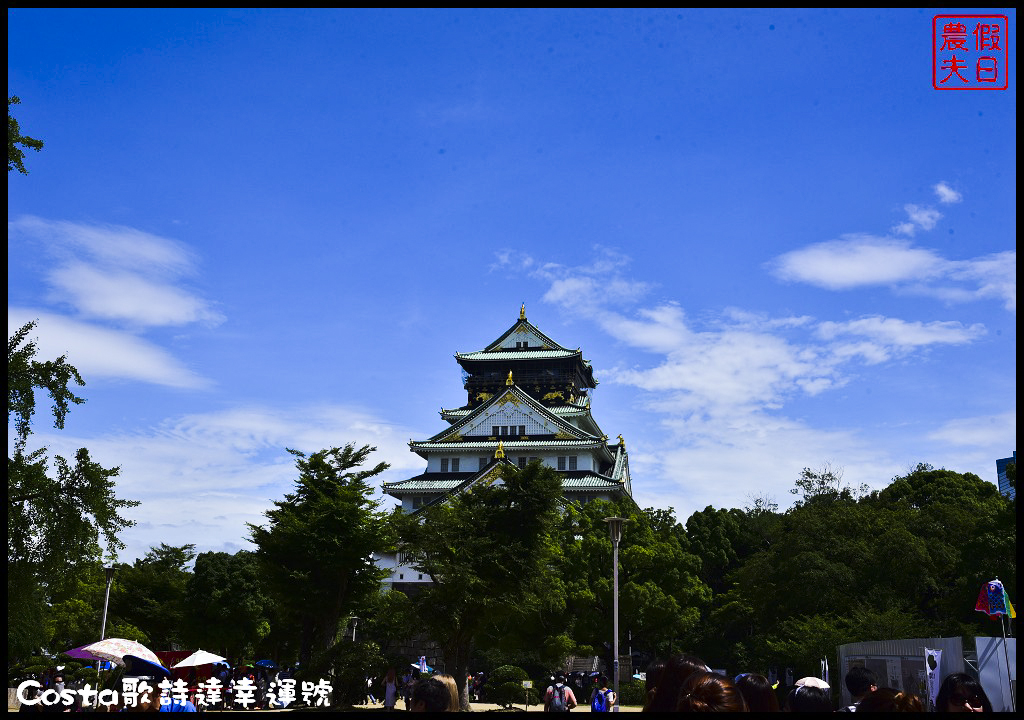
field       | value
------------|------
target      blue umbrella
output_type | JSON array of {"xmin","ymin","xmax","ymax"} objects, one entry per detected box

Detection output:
[
  {"xmin": 124, "ymin": 654, "xmax": 171, "ymax": 679},
  {"xmin": 255, "ymin": 659, "xmax": 278, "ymax": 669}
]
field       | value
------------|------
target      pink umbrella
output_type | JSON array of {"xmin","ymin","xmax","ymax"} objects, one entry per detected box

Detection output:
[{"xmin": 82, "ymin": 638, "xmax": 161, "ymax": 668}]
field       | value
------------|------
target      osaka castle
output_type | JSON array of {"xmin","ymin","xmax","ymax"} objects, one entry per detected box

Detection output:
[{"xmin": 378, "ymin": 305, "xmax": 634, "ymax": 587}]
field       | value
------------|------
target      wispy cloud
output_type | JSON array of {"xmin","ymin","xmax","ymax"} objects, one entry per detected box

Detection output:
[
  {"xmin": 770, "ymin": 237, "xmax": 1015, "ymax": 313},
  {"xmin": 934, "ymin": 182, "xmax": 962, "ymax": 204},
  {"xmin": 769, "ymin": 235, "xmax": 945, "ymax": 289},
  {"xmin": 32, "ymin": 404, "xmax": 425, "ymax": 562},
  {"xmin": 7, "ymin": 309, "xmax": 210, "ymax": 389},
  {"xmin": 9, "ymin": 216, "xmax": 224, "ymax": 328}
]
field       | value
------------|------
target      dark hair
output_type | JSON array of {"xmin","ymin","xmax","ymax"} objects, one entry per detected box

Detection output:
[
  {"xmin": 412, "ymin": 677, "xmax": 450, "ymax": 712},
  {"xmin": 786, "ymin": 684, "xmax": 833, "ymax": 712},
  {"xmin": 735, "ymin": 673, "xmax": 779, "ymax": 712},
  {"xmin": 645, "ymin": 659, "xmax": 666, "ymax": 697},
  {"xmin": 855, "ymin": 687, "xmax": 923, "ymax": 712},
  {"xmin": 676, "ymin": 672, "xmax": 749, "ymax": 712},
  {"xmin": 844, "ymin": 665, "xmax": 877, "ymax": 698},
  {"xmin": 597, "ymin": 674, "xmax": 608, "ymax": 688},
  {"xmin": 643, "ymin": 653, "xmax": 707, "ymax": 712},
  {"xmin": 935, "ymin": 673, "xmax": 993, "ymax": 713}
]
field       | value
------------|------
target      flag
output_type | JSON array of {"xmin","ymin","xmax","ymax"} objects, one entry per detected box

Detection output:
[
  {"xmin": 925, "ymin": 648, "xmax": 942, "ymax": 709},
  {"xmin": 975, "ymin": 578, "xmax": 1016, "ymax": 619}
]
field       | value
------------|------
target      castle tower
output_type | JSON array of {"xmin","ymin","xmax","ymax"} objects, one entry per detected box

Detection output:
[{"xmin": 383, "ymin": 306, "xmax": 633, "ymax": 523}]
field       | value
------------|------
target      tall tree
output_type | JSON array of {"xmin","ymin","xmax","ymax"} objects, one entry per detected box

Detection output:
[
  {"xmin": 248, "ymin": 444, "xmax": 391, "ymax": 669},
  {"xmin": 184, "ymin": 550, "xmax": 273, "ymax": 661},
  {"xmin": 107, "ymin": 544, "xmax": 196, "ymax": 650},
  {"xmin": 8, "ymin": 95, "xmax": 44, "ymax": 174},
  {"xmin": 7, "ymin": 321, "xmax": 138, "ymax": 661},
  {"xmin": 395, "ymin": 460, "xmax": 565, "ymax": 709}
]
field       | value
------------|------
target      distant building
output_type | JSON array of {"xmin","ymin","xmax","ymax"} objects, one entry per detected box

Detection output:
[
  {"xmin": 376, "ymin": 305, "xmax": 634, "ymax": 589},
  {"xmin": 996, "ymin": 451, "xmax": 1015, "ymax": 499}
]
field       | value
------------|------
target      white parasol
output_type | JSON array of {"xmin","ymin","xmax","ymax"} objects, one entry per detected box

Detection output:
[{"xmin": 173, "ymin": 649, "xmax": 228, "ymax": 668}]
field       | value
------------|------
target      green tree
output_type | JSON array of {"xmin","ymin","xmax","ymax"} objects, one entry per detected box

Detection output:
[
  {"xmin": 7, "ymin": 321, "xmax": 138, "ymax": 661},
  {"xmin": 8, "ymin": 95, "xmax": 44, "ymax": 174},
  {"xmin": 395, "ymin": 460, "xmax": 565, "ymax": 709},
  {"xmin": 561, "ymin": 501, "xmax": 710, "ymax": 663},
  {"xmin": 184, "ymin": 550, "xmax": 272, "ymax": 661},
  {"xmin": 107, "ymin": 544, "xmax": 196, "ymax": 650},
  {"xmin": 248, "ymin": 444, "xmax": 391, "ymax": 672}
]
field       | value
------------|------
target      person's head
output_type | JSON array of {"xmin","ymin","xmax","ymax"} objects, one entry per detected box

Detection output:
[
  {"xmin": 734, "ymin": 673, "xmax": 779, "ymax": 712},
  {"xmin": 645, "ymin": 659, "xmax": 666, "ymax": 697},
  {"xmin": 554, "ymin": 673, "xmax": 566, "ymax": 685},
  {"xmin": 432, "ymin": 673, "xmax": 460, "ymax": 712},
  {"xmin": 411, "ymin": 678, "xmax": 450, "ymax": 712},
  {"xmin": 385, "ymin": 667, "xmax": 396, "ymax": 683},
  {"xmin": 845, "ymin": 665, "xmax": 878, "ymax": 701},
  {"xmin": 676, "ymin": 672, "xmax": 749, "ymax": 712},
  {"xmin": 935, "ymin": 673, "xmax": 992, "ymax": 713},
  {"xmin": 785, "ymin": 684, "xmax": 833, "ymax": 712},
  {"xmin": 644, "ymin": 653, "xmax": 708, "ymax": 711},
  {"xmin": 597, "ymin": 674, "xmax": 609, "ymax": 690},
  {"xmin": 855, "ymin": 687, "xmax": 923, "ymax": 712}
]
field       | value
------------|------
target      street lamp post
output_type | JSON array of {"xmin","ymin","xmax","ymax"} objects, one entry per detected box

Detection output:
[
  {"xmin": 100, "ymin": 566, "xmax": 115, "ymax": 640},
  {"xmin": 604, "ymin": 517, "xmax": 628, "ymax": 713},
  {"xmin": 350, "ymin": 617, "xmax": 359, "ymax": 642}
]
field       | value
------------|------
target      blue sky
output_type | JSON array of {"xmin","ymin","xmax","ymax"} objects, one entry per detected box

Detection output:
[{"xmin": 9, "ymin": 9, "xmax": 1016, "ymax": 563}]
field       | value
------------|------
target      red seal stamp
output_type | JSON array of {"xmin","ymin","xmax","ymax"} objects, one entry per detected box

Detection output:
[{"xmin": 933, "ymin": 15, "xmax": 1009, "ymax": 90}]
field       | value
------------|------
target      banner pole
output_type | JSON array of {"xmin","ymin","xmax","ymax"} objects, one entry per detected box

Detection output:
[{"xmin": 1000, "ymin": 614, "xmax": 1015, "ymax": 712}]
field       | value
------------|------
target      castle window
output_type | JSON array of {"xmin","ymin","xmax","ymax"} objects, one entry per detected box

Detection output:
[
  {"xmin": 518, "ymin": 457, "xmax": 527, "ymax": 469},
  {"xmin": 568, "ymin": 456, "xmax": 577, "ymax": 471},
  {"xmin": 479, "ymin": 457, "xmax": 487, "ymax": 470},
  {"xmin": 519, "ymin": 425, "xmax": 526, "ymax": 436},
  {"xmin": 451, "ymin": 457, "xmax": 460, "ymax": 472},
  {"xmin": 440, "ymin": 458, "xmax": 449, "ymax": 472},
  {"xmin": 492, "ymin": 426, "xmax": 499, "ymax": 436},
  {"xmin": 557, "ymin": 456, "xmax": 566, "ymax": 471}
]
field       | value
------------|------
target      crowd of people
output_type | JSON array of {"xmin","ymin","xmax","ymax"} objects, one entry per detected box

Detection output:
[{"xmin": 632, "ymin": 653, "xmax": 996, "ymax": 712}]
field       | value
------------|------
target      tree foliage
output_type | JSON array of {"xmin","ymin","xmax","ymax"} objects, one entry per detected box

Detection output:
[
  {"xmin": 395, "ymin": 460, "xmax": 565, "ymax": 708},
  {"xmin": 7, "ymin": 321, "xmax": 138, "ymax": 661},
  {"xmin": 248, "ymin": 444, "xmax": 391, "ymax": 669},
  {"xmin": 183, "ymin": 550, "xmax": 272, "ymax": 660},
  {"xmin": 8, "ymin": 95, "xmax": 44, "ymax": 174},
  {"xmin": 679, "ymin": 462, "xmax": 1016, "ymax": 676}
]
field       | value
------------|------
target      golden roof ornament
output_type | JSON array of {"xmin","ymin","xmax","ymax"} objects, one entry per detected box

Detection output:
[
  {"xmin": 506, "ymin": 370, "xmax": 514, "ymax": 386},
  {"xmin": 495, "ymin": 441, "xmax": 505, "ymax": 459},
  {"xmin": 520, "ymin": 303, "xmax": 526, "ymax": 320},
  {"xmin": 618, "ymin": 434, "xmax": 625, "ymax": 448}
]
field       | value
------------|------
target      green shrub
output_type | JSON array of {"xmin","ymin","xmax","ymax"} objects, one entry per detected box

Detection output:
[
  {"xmin": 485, "ymin": 664, "xmax": 540, "ymax": 708},
  {"xmin": 617, "ymin": 678, "xmax": 647, "ymax": 707}
]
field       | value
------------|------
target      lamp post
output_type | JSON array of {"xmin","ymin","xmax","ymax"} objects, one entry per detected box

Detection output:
[
  {"xmin": 350, "ymin": 617, "xmax": 359, "ymax": 642},
  {"xmin": 604, "ymin": 517, "xmax": 628, "ymax": 713},
  {"xmin": 100, "ymin": 566, "xmax": 115, "ymax": 640}
]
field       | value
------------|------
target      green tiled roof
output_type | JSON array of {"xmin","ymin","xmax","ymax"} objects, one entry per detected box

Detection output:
[{"xmin": 456, "ymin": 348, "xmax": 580, "ymax": 361}]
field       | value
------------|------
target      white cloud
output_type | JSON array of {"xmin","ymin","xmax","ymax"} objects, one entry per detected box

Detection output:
[
  {"xmin": 769, "ymin": 235, "xmax": 945, "ymax": 289},
  {"xmin": 904, "ymin": 204, "xmax": 942, "ymax": 232},
  {"xmin": 8, "ymin": 308, "xmax": 210, "ymax": 389},
  {"xmin": 928, "ymin": 412, "xmax": 1016, "ymax": 448},
  {"xmin": 47, "ymin": 263, "xmax": 225, "ymax": 327},
  {"xmin": 10, "ymin": 216, "xmax": 196, "ymax": 275},
  {"xmin": 770, "ymin": 237, "xmax": 1014, "ymax": 313},
  {"xmin": 816, "ymin": 316, "xmax": 986, "ymax": 348},
  {"xmin": 934, "ymin": 182, "xmax": 963, "ymax": 204},
  {"xmin": 9, "ymin": 216, "xmax": 223, "ymax": 328},
  {"xmin": 31, "ymin": 404, "xmax": 426, "ymax": 562}
]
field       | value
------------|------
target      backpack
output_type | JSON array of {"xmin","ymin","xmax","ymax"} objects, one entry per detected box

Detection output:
[
  {"xmin": 549, "ymin": 684, "xmax": 568, "ymax": 712},
  {"xmin": 591, "ymin": 688, "xmax": 611, "ymax": 712}
]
